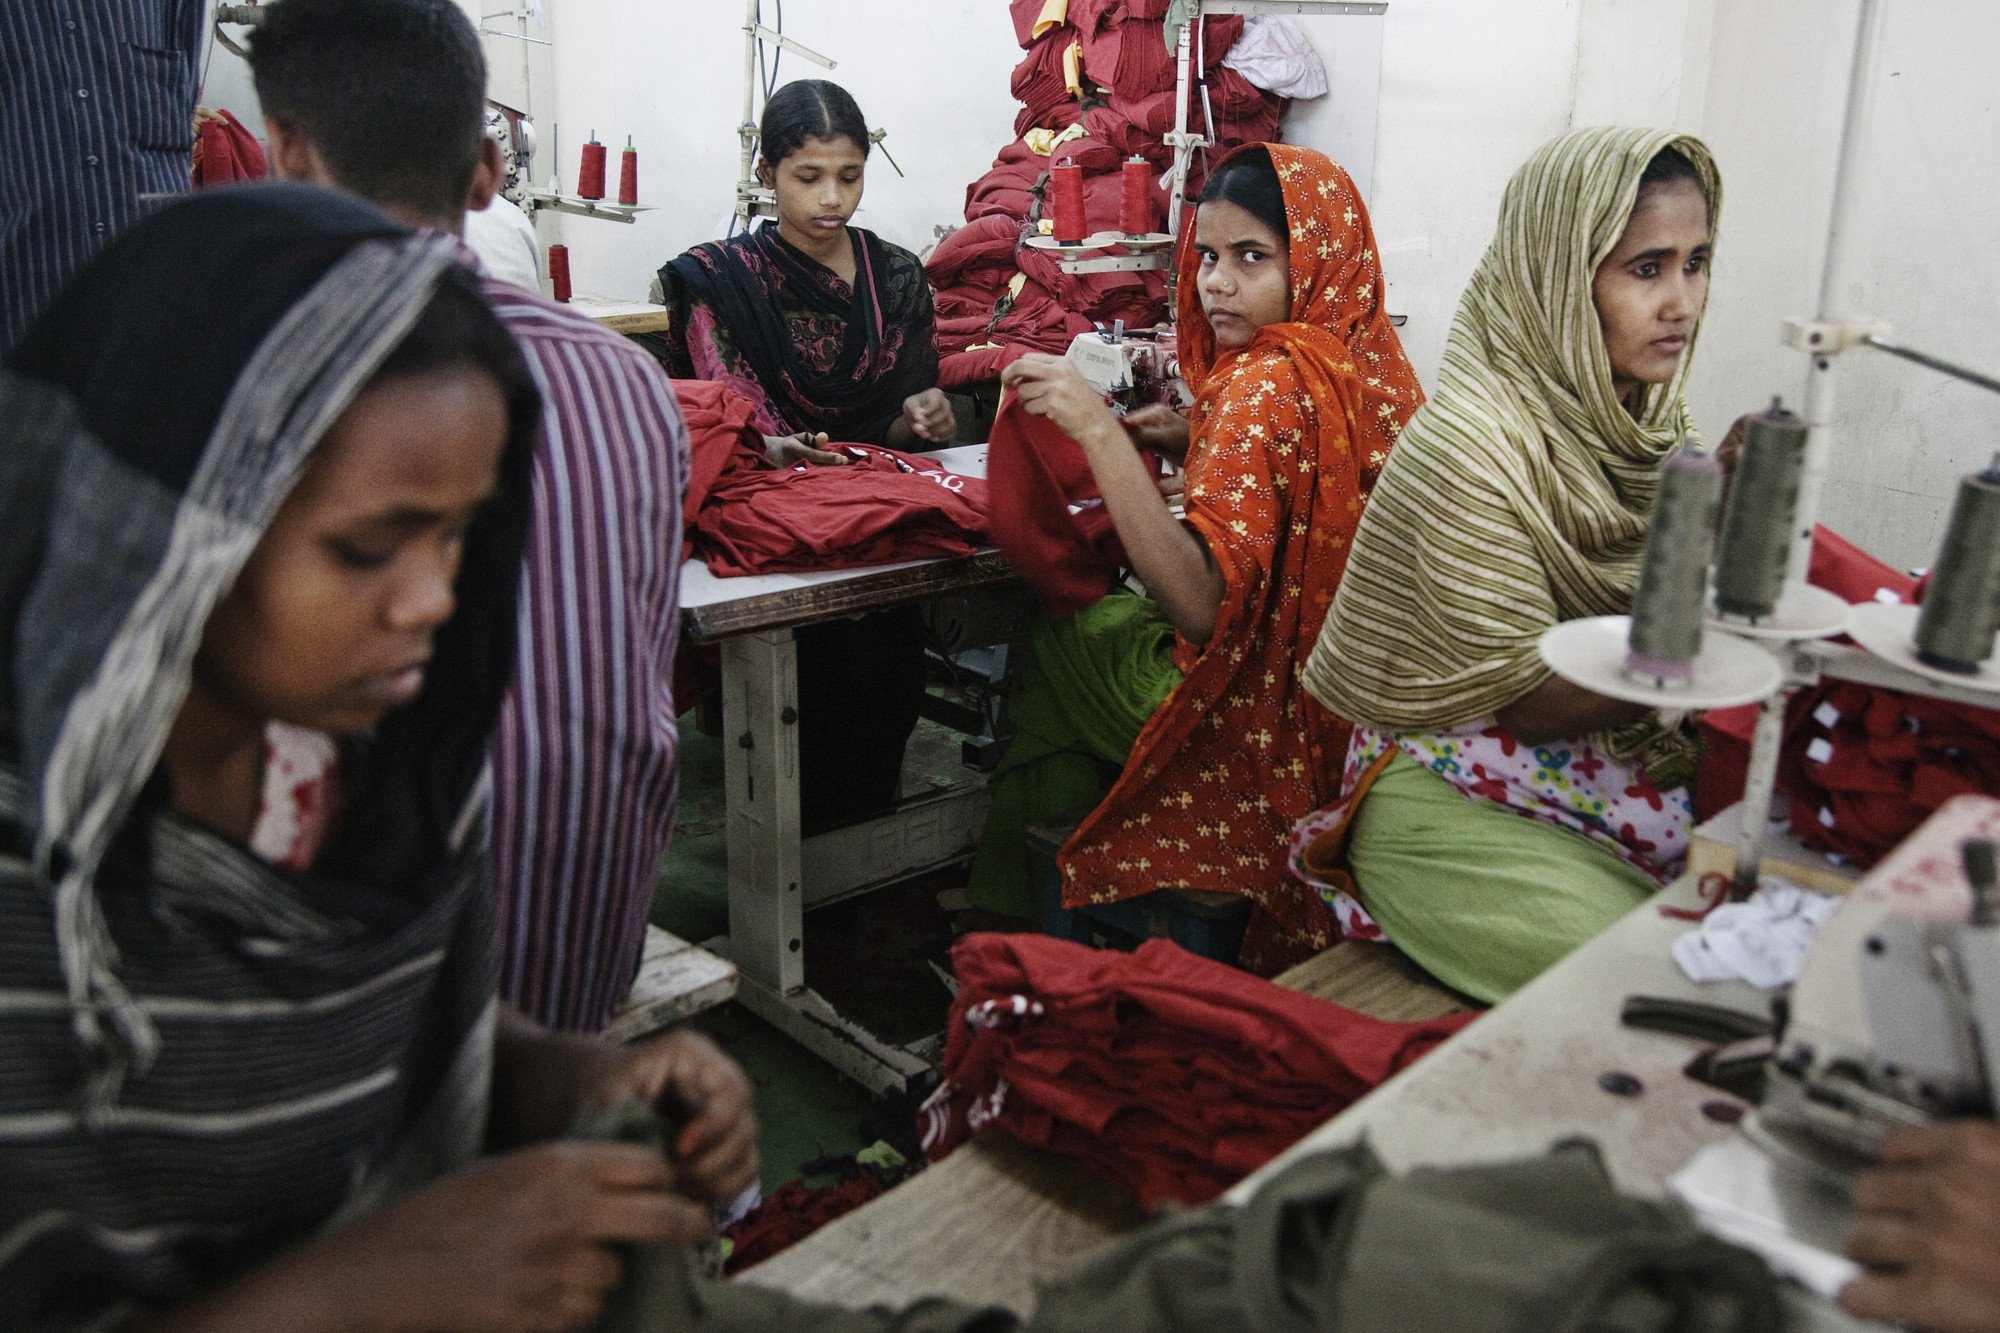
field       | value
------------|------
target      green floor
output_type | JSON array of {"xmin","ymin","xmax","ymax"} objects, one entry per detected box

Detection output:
[{"xmin": 653, "ymin": 722, "xmax": 969, "ymax": 1193}]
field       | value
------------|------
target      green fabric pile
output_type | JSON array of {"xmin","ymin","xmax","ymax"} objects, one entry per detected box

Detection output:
[{"xmin": 639, "ymin": 1139, "xmax": 1778, "ymax": 1332}]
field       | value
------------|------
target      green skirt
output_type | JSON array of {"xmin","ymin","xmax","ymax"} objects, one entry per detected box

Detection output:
[
  {"xmin": 1347, "ymin": 750, "xmax": 1655, "ymax": 1004},
  {"xmin": 966, "ymin": 590, "xmax": 1182, "ymax": 918}
]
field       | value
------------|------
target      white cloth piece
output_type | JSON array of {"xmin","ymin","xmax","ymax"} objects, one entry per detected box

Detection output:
[
  {"xmin": 1219, "ymin": 16, "xmax": 1328, "ymax": 99},
  {"xmin": 463, "ymin": 194, "xmax": 540, "ymax": 291},
  {"xmin": 1672, "ymin": 877, "xmax": 1842, "ymax": 989}
]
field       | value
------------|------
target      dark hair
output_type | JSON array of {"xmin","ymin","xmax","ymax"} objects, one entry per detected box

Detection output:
[
  {"xmin": 1638, "ymin": 146, "xmax": 1705, "ymax": 198},
  {"xmin": 370, "ymin": 265, "xmax": 540, "ymax": 438},
  {"xmin": 250, "ymin": 0, "xmax": 488, "ymax": 221},
  {"xmin": 1197, "ymin": 146, "xmax": 1287, "ymax": 242},
  {"xmin": 758, "ymin": 80, "xmax": 870, "ymax": 167}
]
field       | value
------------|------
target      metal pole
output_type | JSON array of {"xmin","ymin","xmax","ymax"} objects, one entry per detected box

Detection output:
[
  {"xmin": 1787, "ymin": 0, "xmax": 1889, "ymax": 585},
  {"xmin": 737, "ymin": 0, "xmax": 761, "ymax": 230},
  {"xmin": 1732, "ymin": 686, "xmax": 1794, "ymax": 895},
  {"xmin": 1165, "ymin": 9, "xmax": 1198, "ymax": 241}
]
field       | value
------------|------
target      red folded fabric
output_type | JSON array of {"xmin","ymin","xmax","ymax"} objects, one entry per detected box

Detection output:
[
  {"xmin": 190, "ymin": 107, "xmax": 268, "ymax": 188},
  {"xmin": 919, "ymin": 933, "xmax": 1476, "ymax": 1210},
  {"xmin": 668, "ymin": 379, "xmax": 988, "ymax": 576},
  {"xmin": 985, "ymin": 396, "xmax": 1136, "ymax": 615}
]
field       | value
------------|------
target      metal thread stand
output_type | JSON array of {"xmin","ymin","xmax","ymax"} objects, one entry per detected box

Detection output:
[
  {"xmin": 1727, "ymin": 0, "xmax": 2000, "ymax": 894},
  {"xmin": 733, "ymin": 1, "xmax": 837, "ymax": 232}
]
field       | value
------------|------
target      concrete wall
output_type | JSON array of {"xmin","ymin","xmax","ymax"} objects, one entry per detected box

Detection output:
[{"xmin": 196, "ymin": 0, "xmax": 2000, "ymax": 567}]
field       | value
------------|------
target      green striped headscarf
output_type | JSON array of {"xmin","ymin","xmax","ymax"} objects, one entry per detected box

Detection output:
[{"xmin": 1302, "ymin": 126, "xmax": 1721, "ymax": 774}]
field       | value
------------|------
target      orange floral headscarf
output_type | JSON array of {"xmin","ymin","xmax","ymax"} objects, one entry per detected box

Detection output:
[{"xmin": 1057, "ymin": 142, "xmax": 1425, "ymax": 970}]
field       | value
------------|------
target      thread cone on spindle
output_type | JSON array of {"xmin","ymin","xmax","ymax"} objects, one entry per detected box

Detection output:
[
  {"xmin": 1626, "ymin": 438, "xmax": 1723, "ymax": 687},
  {"xmin": 1914, "ymin": 453, "xmax": 2000, "ymax": 673},
  {"xmin": 1715, "ymin": 398, "xmax": 1808, "ymax": 621}
]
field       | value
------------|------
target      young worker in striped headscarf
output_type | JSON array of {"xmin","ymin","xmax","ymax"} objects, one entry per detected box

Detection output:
[
  {"xmin": 1297, "ymin": 127, "xmax": 1721, "ymax": 1003},
  {"xmin": 0, "ymin": 186, "xmax": 753, "ymax": 1331}
]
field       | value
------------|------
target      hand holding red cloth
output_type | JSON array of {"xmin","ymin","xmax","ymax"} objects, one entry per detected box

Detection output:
[{"xmin": 919, "ymin": 933, "xmax": 1475, "ymax": 1210}]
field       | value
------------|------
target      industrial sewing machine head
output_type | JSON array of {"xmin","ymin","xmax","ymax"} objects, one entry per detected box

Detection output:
[
  {"xmin": 1066, "ymin": 322, "xmax": 1190, "ymax": 415},
  {"xmin": 1747, "ymin": 795, "xmax": 2000, "ymax": 1187}
]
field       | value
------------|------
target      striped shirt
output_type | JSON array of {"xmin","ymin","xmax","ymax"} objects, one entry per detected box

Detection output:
[
  {"xmin": 0, "ymin": 0, "xmax": 202, "ymax": 354},
  {"xmin": 480, "ymin": 270, "xmax": 691, "ymax": 1033}
]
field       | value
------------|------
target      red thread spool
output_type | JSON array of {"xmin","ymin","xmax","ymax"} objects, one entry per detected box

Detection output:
[
  {"xmin": 1118, "ymin": 155, "xmax": 1152, "ymax": 236},
  {"xmin": 618, "ymin": 137, "xmax": 638, "ymax": 206},
  {"xmin": 1049, "ymin": 161, "xmax": 1087, "ymax": 244},
  {"xmin": 548, "ymin": 243, "xmax": 571, "ymax": 302},
  {"xmin": 577, "ymin": 135, "xmax": 607, "ymax": 200}
]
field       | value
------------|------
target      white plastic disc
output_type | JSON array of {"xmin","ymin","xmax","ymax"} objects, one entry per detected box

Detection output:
[
  {"xmin": 1539, "ymin": 616, "xmax": 1784, "ymax": 709},
  {"xmin": 1707, "ymin": 581, "xmax": 1851, "ymax": 641},
  {"xmin": 1847, "ymin": 602, "xmax": 2000, "ymax": 694}
]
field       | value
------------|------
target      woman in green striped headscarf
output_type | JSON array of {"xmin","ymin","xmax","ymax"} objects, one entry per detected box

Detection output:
[{"xmin": 1292, "ymin": 127, "xmax": 1723, "ymax": 1004}]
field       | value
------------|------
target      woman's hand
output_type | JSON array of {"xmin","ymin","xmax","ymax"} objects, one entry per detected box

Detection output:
[
  {"xmin": 1840, "ymin": 1121, "xmax": 2000, "ymax": 1332},
  {"xmin": 763, "ymin": 431, "xmax": 849, "ymax": 467},
  {"xmin": 582, "ymin": 1029, "xmax": 761, "ymax": 1206},
  {"xmin": 1000, "ymin": 354, "xmax": 1122, "ymax": 452},
  {"xmin": 144, "ymin": 1141, "xmax": 702, "ymax": 1333},
  {"xmin": 1122, "ymin": 402, "xmax": 1192, "ymax": 463},
  {"xmin": 901, "ymin": 388, "xmax": 956, "ymax": 444}
]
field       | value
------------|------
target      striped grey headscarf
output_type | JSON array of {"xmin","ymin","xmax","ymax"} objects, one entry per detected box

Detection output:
[
  {"xmin": 1304, "ymin": 127, "xmax": 1720, "ymax": 775},
  {"xmin": 0, "ymin": 185, "xmax": 535, "ymax": 1325}
]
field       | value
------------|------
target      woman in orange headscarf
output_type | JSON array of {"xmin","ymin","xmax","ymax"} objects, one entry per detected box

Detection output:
[{"xmin": 971, "ymin": 143, "xmax": 1422, "ymax": 970}]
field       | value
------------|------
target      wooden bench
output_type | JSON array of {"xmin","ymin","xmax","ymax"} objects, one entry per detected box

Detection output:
[
  {"xmin": 740, "ymin": 939, "xmax": 1467, "ymax": 1312},
  {"xmin": 604, "ymin": 925, "xmax": 739, "ymax": 1045}
]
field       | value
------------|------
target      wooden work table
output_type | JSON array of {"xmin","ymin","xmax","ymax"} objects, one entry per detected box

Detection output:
[{"xmin": 742, "ymin": 879, "xmax": 1877, "ymax": 1328}]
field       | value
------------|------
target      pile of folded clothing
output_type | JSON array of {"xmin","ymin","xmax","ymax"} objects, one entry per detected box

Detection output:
[
  {"xmin": 931, "ymin": 1, "xmax": 1313, "ymax": 391},
  {"xmin": 918, "ymin": 932, "xmax": 1476, "ymax": 1209},
  {"xmin": 671, "ymin": 379, "xmax": 989, "ymax": 576}
]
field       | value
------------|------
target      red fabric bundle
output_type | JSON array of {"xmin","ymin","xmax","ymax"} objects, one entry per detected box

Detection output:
[
  {"xmin": 919, "ymin": 933, "xmax": 1476, "ymax": 1210},
  {"xmin": 1693, "ymin": 525, "xmax": 2000, "ymax": 870},
  {"xmin": 668, "ymin": 379, "xmax": 989, "ymax": 576},
  {"xmin": 985, "ymin": 396, "xmax": 1139, "ymax": 615},
  {"xmin": 1011, "ymin": 27, "xmax": 1081, "ymax": 134},
  {"xmin": 1779, "ymin": 684, "xmax": 2000, "ymax": 867},
  {"xmin": 190, "ymin": 108, "xmax": 267, "ymax": 188}
]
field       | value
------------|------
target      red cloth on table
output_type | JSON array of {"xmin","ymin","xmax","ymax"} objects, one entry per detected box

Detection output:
[
  {"xmin": 918, "ymin": 933, "xmax": 1476, "ymax": 1210},
  {"xmin": 190, "ymin": 108, "xmax": 267, "ymax": 188},
  {"xmin": 985, "ymin": 396, "xmax": 1145, "ymax": 615},
  {"xmin": 1693, "ymin": 525, "xmax": 2000, "ymax": 869},
  {"xmin": 668, "ymin": 378, "xmax": 988, "ymax": 576}
]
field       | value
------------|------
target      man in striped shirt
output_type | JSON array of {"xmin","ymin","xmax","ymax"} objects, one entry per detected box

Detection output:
[
  {"xmin": 0, "ymin": 0, "xmax": 202, "ymax": 353},
  {"xmin": 251, "ymin": 0, "xmax": 690, "ymax": 1033}
]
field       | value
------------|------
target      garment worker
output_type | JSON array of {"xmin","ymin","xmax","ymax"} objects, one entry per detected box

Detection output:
[
  {"xmin": 971, "ymin": 144, "xmax": 1423, "ymax": 972},
  {"xmin": 1299, "ymin": 127, "xmax": 1722, "ymax": 1003},
  {"xmin": 659, "ymin": 80, "xmax": 952, "ymax": 826},
  {"xmin": 0, "ymin": 184, "xmax": 755, "ymax": 1331},
  {"xmin": 0, "ymin": 0, "xmax": 201, "ymax": 353},
  {"xmin": 251, "ymin": 0, "xmax": 693, "ymax": 1033}
]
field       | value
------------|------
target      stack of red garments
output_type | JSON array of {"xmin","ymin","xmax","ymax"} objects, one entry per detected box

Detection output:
[
  {"xmin": 930, "ymin": 0, "xmax": 1287, "ymax": 391},
  {"xmin": 671, "ymin": 379, "xmax": 989, "ymax": 576},
  {"xmin": 1695, "ymin": 526, "xmax": 2000, "ymax": 870},
  {"xmin": 918, "ymin": 933, "xmax": 1476, "ymax": 1210}
]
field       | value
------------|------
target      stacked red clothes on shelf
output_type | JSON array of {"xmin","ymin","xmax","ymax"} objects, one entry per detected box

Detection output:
[
  {"xmin": 930, "ymin": 0, "xmax": 1288, "ymax": 391},
  {"xmin": 671, "ymin": 379, "xmax": 989, "ymax": 576}
]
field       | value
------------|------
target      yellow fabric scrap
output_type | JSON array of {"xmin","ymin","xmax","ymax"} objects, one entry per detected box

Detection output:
[
  {"xmin": 1022, "ymin": 123, "xmax": 1087, "ymax": 157},
  {"xmin": 1063, "ymin": 40, "xmax": 1083, "ymax": 96},
  {"xmin": 1031, "ymin": 0, "xmax": 1069, "ymax": 39}
]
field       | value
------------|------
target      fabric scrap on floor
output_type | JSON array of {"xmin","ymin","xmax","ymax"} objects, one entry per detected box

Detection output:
[{"xmin": 918, "ymin": 933, "xmax": 1476, "ymax": 1209}]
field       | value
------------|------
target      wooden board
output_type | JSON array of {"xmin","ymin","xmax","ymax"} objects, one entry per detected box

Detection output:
[
  {"xmin": 1687, "ymin": 801, "xmax": 1864, "ymax": 896},
  {"xmin": 1274, "ymin": 939, "xmax": 1473, "ymax": 1022},
  {"xmin": 566, "ymin": 294, "xmax": 673, "ymax": 335},
  {"xmin": 739, "ymin": 1133, "xmax": 1146, "ymax": 1315},
  {"xmin": 684, "ymin": 550, "xmax": 1021, "ymax": 644},
  {"xmin": 604, "ymin": 925, "xmax": 738, "ymax": 1044}
]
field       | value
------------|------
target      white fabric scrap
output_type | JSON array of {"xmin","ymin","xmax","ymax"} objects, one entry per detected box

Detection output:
[
  {"xmin": 1220, "ymin": 17, "xmax": 1329, "ymax": 99},
  {"xmin": 1672, "ymin": 877, "xmax": 1841, "ymax": 989}
]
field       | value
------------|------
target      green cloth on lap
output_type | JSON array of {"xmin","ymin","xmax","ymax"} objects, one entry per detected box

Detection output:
[
  {"xmin": 1347, "ymin": 749, "xmax": 1655, "ymax": 1005},
  {"xmin": 966, "ymin": 591, "xmax": 1182, "ymax": 918}
]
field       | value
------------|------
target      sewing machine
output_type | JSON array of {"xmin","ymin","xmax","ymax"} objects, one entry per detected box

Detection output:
[
  {"xmin": 1672, "ymin": 794, "xmax": 2000, "ymax": 1304},
  {"xmin": 1066, "ymin": 323, "xmax": 1190, "ymax": 415}
]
